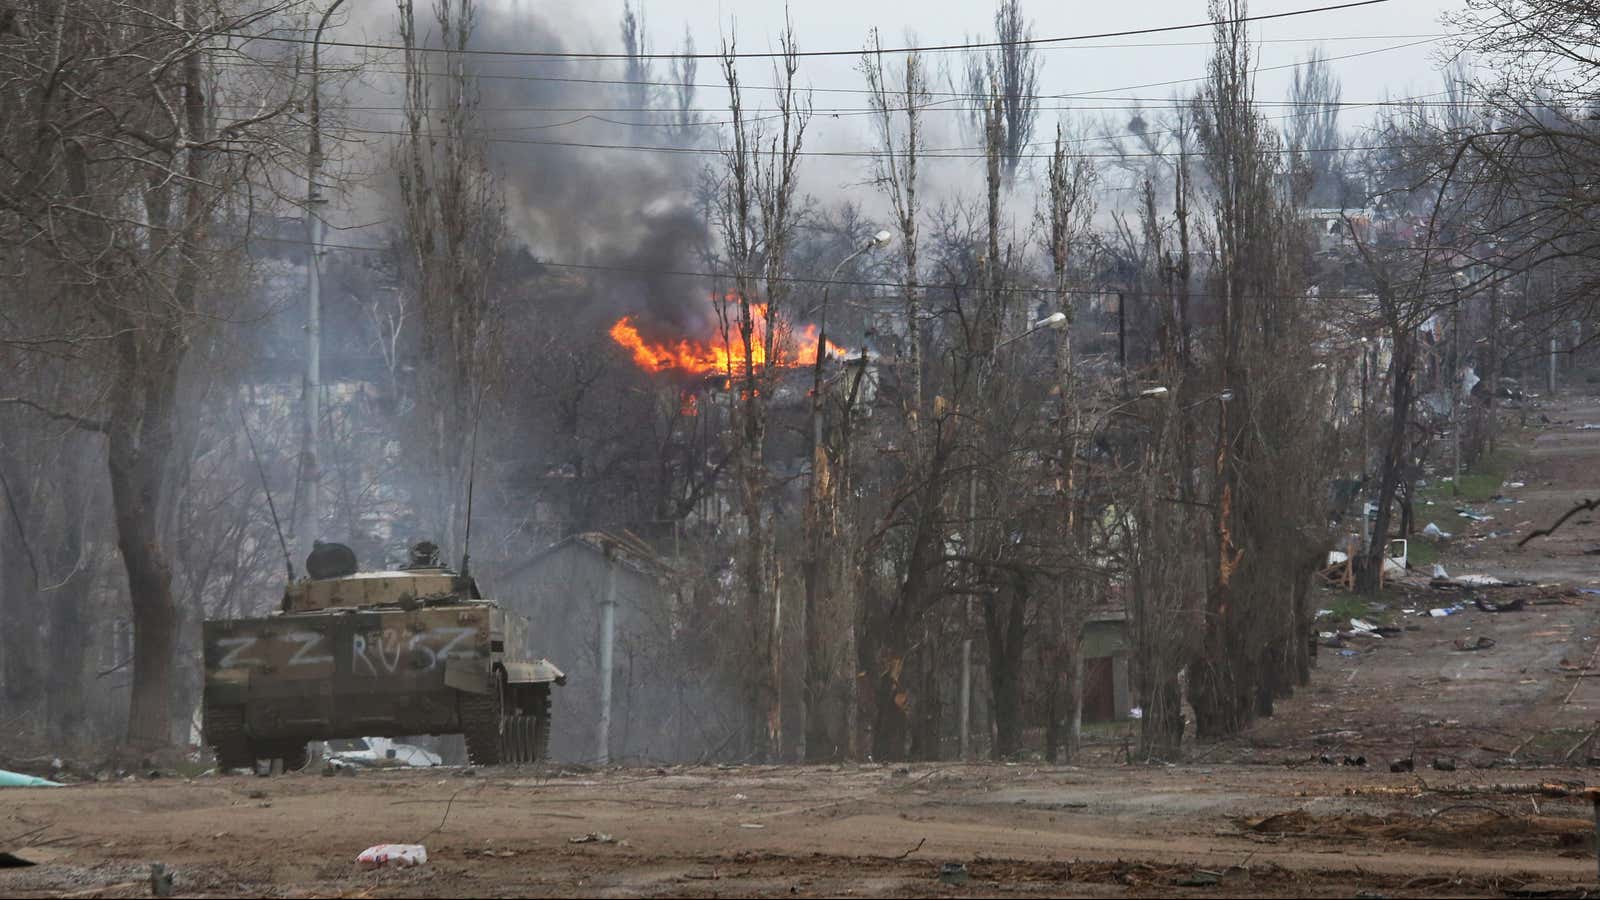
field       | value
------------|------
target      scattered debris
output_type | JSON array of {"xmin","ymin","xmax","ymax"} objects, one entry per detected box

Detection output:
[
  {"xmin": 1176, "ymin": 870, "xmax": 1220, "ymax": 887},
  {"xmin": 1422, "ymin": 522, "xmax": 1453, "ymax": 540},
  {"xmin": 150, "ymin": 862, "xmax": 174, "ymax": 897},
  {"xmin": 938, "ymin": 862, "xmax": 970, "ymax": 886},
  {"xmin": 1453, "ymin": 636, "xmax": 1496, "ymax": 651},
  {"xmin": 1457, "ymin": 508, "xmax": 1494, "ymax": 522},
  {"xmin": 356, "ymin": 844, "xmax": 428, "ymax": 867},
  {"xmin": 1219, "ymin": 865, "xmax": 1251, "ymax": 889},
  {"xmin": 568, "ymin": 833, "xmax": 616, "ymax": 845},
  {"xmin": 1342, "ymin": 755, "xmax": 1368, "ymax": 767},
  {"xmin": 1432, "ymin": 758, "xmax": 1457, "ymax": 772},
  {"xmin": 1474, "ymin": 596, "xmax": 1527, "ymax": 613},
  {"xmin": 1242, "ymin": 806, "xmax": 1590, "ymax": 849},
  {"xmin": 1429, "ymin": 606, "xmax": 1462, "ymax": 617},
  {"xmin": 1389, "ymin": 756, "xmax": 1415, "ymax": 773}
]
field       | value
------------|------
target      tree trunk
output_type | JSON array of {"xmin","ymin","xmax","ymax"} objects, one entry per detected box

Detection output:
[
  {"xmin": 984, "ymin": 574, "xmax": 1029, "ymax": 759},
  {"xmin": 1292, "ymin": 571, "xmax": 1312, "ymax": 687},
  {"xmin": 46, "ymin": 458, "xmax": 93, "ymax": 746},
  {"xmin": 110, "ymin": 428, "xmax": 179, "ymax": 750},
  {"xmin": 1361, "ymin": 326, "xmax": 1414, "ymax": 593},
  {"xmin": 0, "ymin": 441, "xmax": 42, "ymax": 734}
]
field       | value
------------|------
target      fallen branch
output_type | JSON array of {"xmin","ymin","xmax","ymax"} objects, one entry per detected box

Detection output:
[
  {"xmin": 1518, "ymin": 498, "xmax": 1600, "ymax": 546},
  {"xmin": 1565, "ymin": 725, "xmax": 1600, "ymax": 763},
  {"xmin": 889, "ymin": 837, "xmax": 926, "ymax": 860}
]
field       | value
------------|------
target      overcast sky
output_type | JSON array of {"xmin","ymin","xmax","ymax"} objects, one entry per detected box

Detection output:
[
  {"xmin": 329, "ymin": 1, "xmax": 1473, "ymax": 237},
  {"xmin": 542, "ymin": 0, "xmax": 1466, "ymax": 138}
]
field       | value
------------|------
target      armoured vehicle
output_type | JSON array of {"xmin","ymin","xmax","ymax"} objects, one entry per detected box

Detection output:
[{"xmin": 201, "ymin": 541, "xmax": 564, "ymax": 771}]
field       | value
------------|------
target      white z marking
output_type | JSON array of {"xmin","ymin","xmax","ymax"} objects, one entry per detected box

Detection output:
[
  {"xmin": 285, "ymin": 631, "xmax": 334, "ymax": 666},
  {"xmin": 216, "ymin": 636, "xmax": 260, "ymax": 669},
  {"xmin": 431, "ymin": 627, "xmax": 478, "ymax": 662}
]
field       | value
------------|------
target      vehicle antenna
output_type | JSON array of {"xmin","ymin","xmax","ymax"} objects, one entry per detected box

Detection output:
[
  {"xmin": 460, "ymin": 395, "xmax": 482, "ymax": 580},
  {"xmin": 239, "ymin": 407, "xmax": 296, "ymax": 582}
]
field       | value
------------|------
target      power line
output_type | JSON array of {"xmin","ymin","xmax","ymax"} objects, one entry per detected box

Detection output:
[
  {"xmin": 326, "ymin": 124, "xmax": 1424, "ymax": 161},
  {"xmin": 206, "ymin": 94, "xmax": 1478, "ymax": 117},
  {"xmin": 200, "ymin": 33, "xmax": 1442, "ymax": 100},
  {"xmin": 98, "ymin": 0, "xmax": 1393, "ymax": 62},
  {"xmin": 244, "ymin": 232, "xmax": 1372, "ymax": 301}
]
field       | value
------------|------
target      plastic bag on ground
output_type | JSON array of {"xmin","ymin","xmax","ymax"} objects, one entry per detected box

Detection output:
[
  {"xmin": 1422, "ymin": 522, "xmax": 1452, "ymax": 540},
  {"xmin": 357, "ymin": 844, "xmax": 427, "ymax": 868}
]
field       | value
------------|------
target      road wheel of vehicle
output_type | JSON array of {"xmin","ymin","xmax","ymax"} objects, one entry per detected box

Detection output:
[
  {"xmin": 515, "ymin": 714, "xmax": 533, "ymax": 764},
  {"xmin": 506, "ymin": 715, "xmax": 524, "ymax": 765},
  {"xmin": 204, "ymin": 705, "xmax": 255, "ymax": 772},
  {"xmin": 460, "ymin": 688, "xmax": 503, "ymax": 766},
  {"xmin": 499, "ymin": 713, "xmax": 518, "ymax": 764},
  {"xmin": 277, "ymin": 742, "xmax": 310, "ymax": 772},
  {"xmin": 531, "ymin": 687, "xmax": 552, "ymax": 763}
]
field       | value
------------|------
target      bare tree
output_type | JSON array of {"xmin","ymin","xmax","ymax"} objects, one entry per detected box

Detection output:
[
  {"xmin": 1038, "ymin": 122, "xmax": 1097, "ymax": 761},
  {"xmin": 959, "ymin": 0, "xmax": 1041, "ymax": 181},
  {"xmin": 620, "ymin": 1, "xmax": 654, "ymax": 121},
  {"xmin": 0, "ymin": 1, "xmax": 310, "ymax": 748},
  {"xmin": 668, "ymin": 27, "xmax": 701, "ymax": 143},
  {"xmin": 394, "ymin": 0, "xmax": 506, "ymax": 554},
  {"xmin": 1285, "ymin": 47, "xmax": 1346, "ymax": 207},
  {"xmin": 716, "ymin": 19, "xmax": 810, "ymax": 761},
  {"xmin": 1185, "ymin": 0, "xmax": 1332, "ymax": 736}
]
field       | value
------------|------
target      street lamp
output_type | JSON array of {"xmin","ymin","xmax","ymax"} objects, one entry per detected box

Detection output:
[
  {"xmin": 952, "ymin": 306, "xmax": 1072, "ymax": 761},
  {"xmin": 995, "ymin": 311, "xmax": 1069, "ymax": 349},
  {"xmin": 802, "ymin": 228, "xmax": 891, "ymax": 763}
]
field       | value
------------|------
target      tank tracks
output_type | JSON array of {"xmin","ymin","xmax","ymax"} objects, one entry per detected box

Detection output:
[
  {"xmin": 204, "ymin": 706, "xmax": 308, "ymax": 773},
  {"xmin": 204, "ymin": 705, "xmax": 257, "ymax": 772},
  {"xmin": 460, "ymin": 683, "xmax": 552, "ymax": 766}
]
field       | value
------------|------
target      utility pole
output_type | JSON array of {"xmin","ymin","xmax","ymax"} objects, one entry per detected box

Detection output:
[
  {"xmin": 297, "ymin": 0, "xmax": 346, "ymax": 567},
  {"xmin": 1451, "ymin": 284, "xmax": 1462, "ymax": 492},
  {"xmin": 597, "ymin": 545, "xmax": 618, "ymax": 766},
  {"xmin": 1549, "ymin": 268, "xmax": 1559, "ymax": 396}
]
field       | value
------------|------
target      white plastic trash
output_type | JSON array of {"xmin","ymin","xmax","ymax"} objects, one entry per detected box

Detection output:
[
  {"xmin": 357, "ymin": 844, "xmax": 427, "ymax": 868},
  {"xmin": 1422, "ymin": 522, "xmax": 1452, "ymax": 540},
  {"xmin": 1432, "ymin": 564, "xmax": 1449, "ymax": 580}
]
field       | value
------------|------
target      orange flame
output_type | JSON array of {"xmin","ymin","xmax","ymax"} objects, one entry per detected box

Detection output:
[{"xmin": 608, "ymin": 300, "xmax": 851, "ymax": 376}]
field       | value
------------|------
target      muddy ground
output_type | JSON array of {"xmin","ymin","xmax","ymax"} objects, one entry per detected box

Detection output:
[{"xmin": 8, "ymin": 396, "xmax": 1600, "ymax": 898}]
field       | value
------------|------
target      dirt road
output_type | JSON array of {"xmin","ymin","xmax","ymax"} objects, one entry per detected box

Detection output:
[
  {"xmin": 3, "ymin": 762, "xmax": 1599, "ymax": 898},
  {"xmin": 8, "ymin": 397, "xmax": 1600, "ymax": 898}
]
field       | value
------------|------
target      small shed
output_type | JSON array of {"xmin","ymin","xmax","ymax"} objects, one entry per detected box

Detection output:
[
  {"xmin": 1080, "ymin": 609, "xmax": 1132, "ymax": 723},
  {"xmin": 497, "ymin": 531, "xmax": 684, "ymax": 764}
]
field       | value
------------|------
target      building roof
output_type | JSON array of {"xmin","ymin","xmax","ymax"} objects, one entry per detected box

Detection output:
[{"xmin": 502, "ymin": 529, "xmax": 673, "ymax": 583}]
